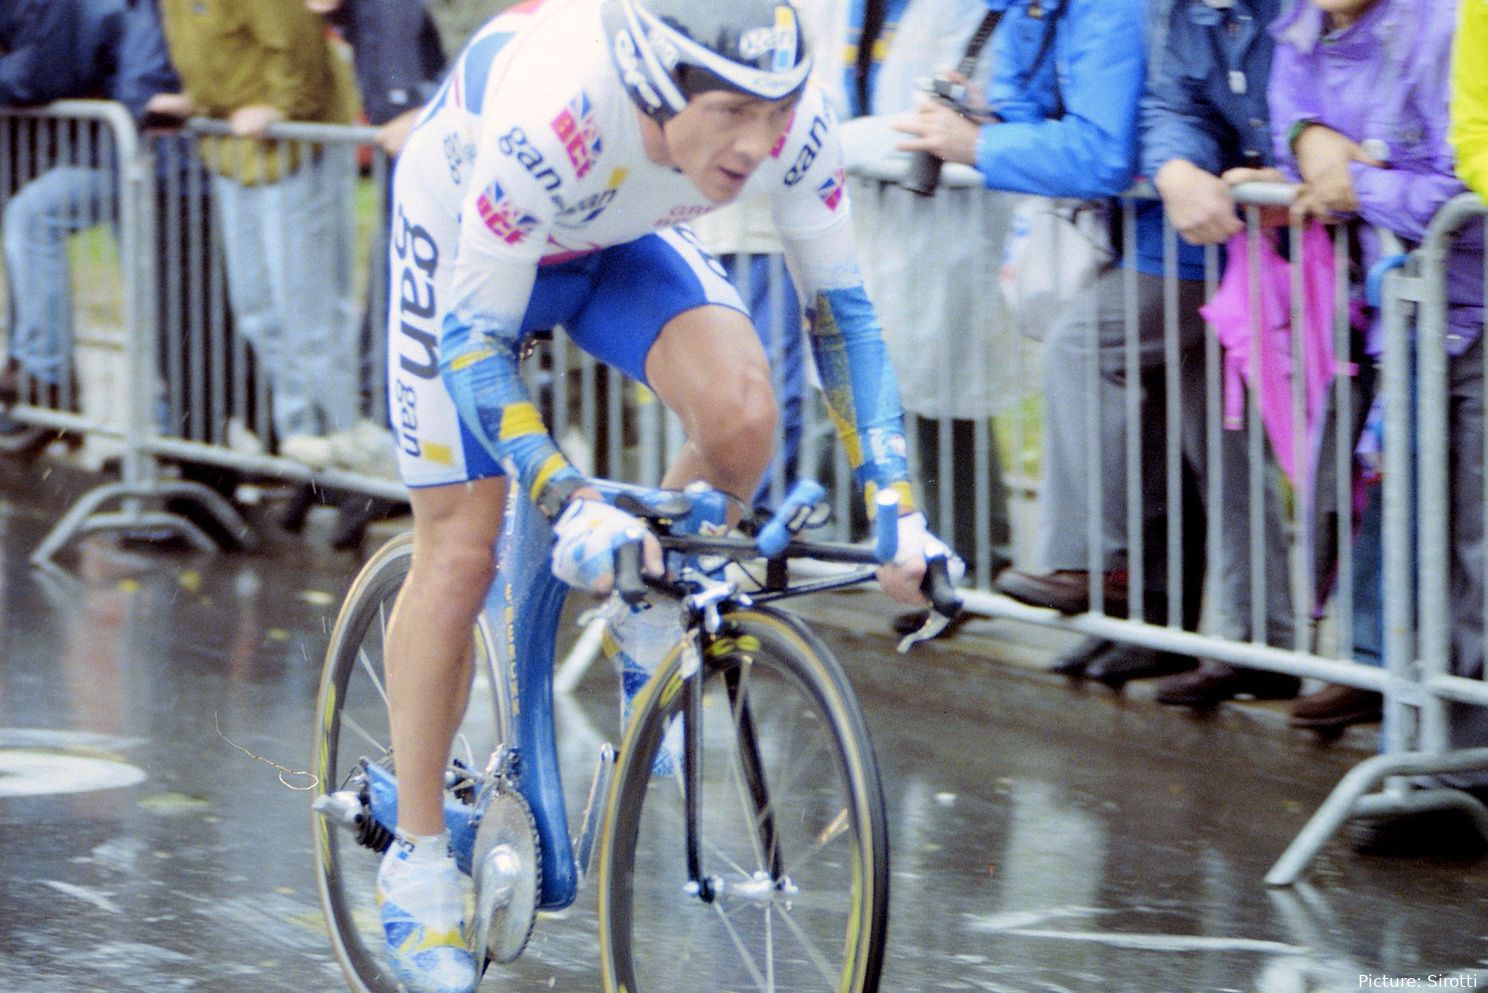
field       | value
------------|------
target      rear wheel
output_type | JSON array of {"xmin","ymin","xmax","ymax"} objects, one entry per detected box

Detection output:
[
  {"xmin": 312, "ymin": 533, "xmax": 512, "ymax": 993},
  {"xmin": 597, "ymin": 605, "xmax": 889, "ymax": 993}
]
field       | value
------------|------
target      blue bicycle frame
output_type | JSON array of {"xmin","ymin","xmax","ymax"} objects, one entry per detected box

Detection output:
[
  {"xmin": 487, "ymin": 484, "xmax": 581, "ymax": 910},
  {"xmin": 356, "ymin": 487, "xmax": 581, "ymax": 908},
  {"xmin": 358, "ymin": 478, "xmax": 909, "ymax": 911}
]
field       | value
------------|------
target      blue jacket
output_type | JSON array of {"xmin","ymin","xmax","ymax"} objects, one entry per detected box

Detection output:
[
  {"xmin": 0, "ymin": 0, "xmax": 177, "ymax": 121},
  {"xmin": 976, "ymin": 0, "xmax": 1143, "ymax": 198},
  {"xmin": 976, "ymin": 0, "xmax": 1198, "ymax": 279},
  {"xmin": 1141, "ymin": 0, "xmax": 1280, "ymax": 179},
  {"xmin": 327, "ymin": 0, "xmax": 446, "ymax": 126}
]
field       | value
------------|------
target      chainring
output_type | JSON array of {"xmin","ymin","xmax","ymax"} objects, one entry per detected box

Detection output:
[{"xmin": 470, "ymin": 789, "xmax": 541, "ymax": 965}]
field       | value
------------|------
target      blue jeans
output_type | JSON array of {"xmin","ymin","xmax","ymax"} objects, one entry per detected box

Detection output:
[
  {"xmin": 212, "ymin": 149, "xmax": 357, "ymax": 442},
  {"xmin": 2, "ymin": 166, "xmax": 115, "ymax": 384}
]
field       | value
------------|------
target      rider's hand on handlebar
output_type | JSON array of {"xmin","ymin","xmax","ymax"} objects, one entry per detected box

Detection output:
[
  {"xmin": 875, "ymin": 511, "xmax": 964, "ymax": 606},
  {"xmin": 551, "ymin": 497, "xmax": 664, "ymax": 595}
]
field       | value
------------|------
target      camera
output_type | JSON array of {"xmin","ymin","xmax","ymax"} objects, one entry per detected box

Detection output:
[{"xmin": 902, "ymin": 76, "xmax": 970, "ymax": 197}]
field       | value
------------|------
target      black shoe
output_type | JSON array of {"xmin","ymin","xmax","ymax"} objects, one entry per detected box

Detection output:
[
  {"xmin": 1154, "ymin": 660, "xmax": 1300, "ymax": 708},
  {"xmin": 279, "ymin": 483, "xmax": 319, "ymax": 533},
  {"xmin": 1048, "ymin": 637, "xmax": 1116, "ymax": 678},
  {"xmin": 1086, "ymin": 648, "xmax": 1198, "ymax": 689},
  {"xmin": 0, "ymin": 412, "xmax": 50, "ymax": 457},
  {"xmin": 164, "ymin": 495, "xmax": 252, "ymax": 552},
  {"xmin": 890, "ymin": 608, "xmax": 970, "ymax": 640},
  {"xmin": 329, "ymin": 495, "xmax": 406, "ymax": 552},
  {"xmin": 1348, "ymin": 805, "xmax": 1488, "ymax": 857}
]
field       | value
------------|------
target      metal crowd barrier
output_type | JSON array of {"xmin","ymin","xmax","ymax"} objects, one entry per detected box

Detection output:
[
  {"xmin": 1265, "ymin": 193, "xmax": 1488, "ymax": 884},
  {"xmin": 7, "ymin": 105, "xmax": 1488, "ymax": 885},
  {"xmin": 0, "ymin": 101, "xmax": 254, "ymax": 565},
  {"xmin": 927, "ymin": 180, "xmax": 1488, "ymax": 885},
  {"xmin": 0, "ymin": 103, "xmax": 141, "ymax": 465}
]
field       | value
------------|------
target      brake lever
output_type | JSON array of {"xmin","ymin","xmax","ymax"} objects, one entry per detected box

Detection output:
[
  {"xmin": 613, "ymin": 540, "xmax": 647, "ymax": 605},
  {"xmin": 896, "ymin": 546, "xmax": 963, "ymax": 654}
]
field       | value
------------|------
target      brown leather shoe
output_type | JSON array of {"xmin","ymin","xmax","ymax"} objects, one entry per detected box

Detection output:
[
  {"xmin": 1154, "ymin": 660, "xmax": 1300, "ymax": 708},
  {"xmin": 1288, "ymin": 684, "xmax": 1382, "ymax": 730},
  {"xmin": 0, "ymin": 357, "xmax": 20, "ymax": 407},
  {"xmin": 995, "ymin": 568, "xmax": 1128, "ymax": 615}
]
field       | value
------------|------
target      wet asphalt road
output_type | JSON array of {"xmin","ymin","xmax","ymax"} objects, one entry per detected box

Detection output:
[{"xmin": 1, "ymin": 459, "xmax": 1486, "ymax": 993}]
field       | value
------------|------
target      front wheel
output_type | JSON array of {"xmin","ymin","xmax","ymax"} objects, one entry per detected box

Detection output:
[{"xmin": 596, "ymin": 606, "xmax": 889, "ymax": 993}]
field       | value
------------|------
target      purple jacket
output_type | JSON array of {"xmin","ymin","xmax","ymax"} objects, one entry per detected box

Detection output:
[{"xmin": 1268, "ymin": 0, "xmax": 1483, "ymax": 356}]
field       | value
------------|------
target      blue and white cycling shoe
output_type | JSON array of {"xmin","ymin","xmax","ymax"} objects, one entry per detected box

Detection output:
[{"xmin": 376, "ymin": 832, "xmax": 478, "ymax": 993}]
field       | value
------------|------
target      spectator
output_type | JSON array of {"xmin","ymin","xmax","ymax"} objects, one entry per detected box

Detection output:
[
  {"xmin": 304, "ymin": 0, "xmax": 448, "ymax": 547},
  {"xmin": 820, "ymin": 0, "xmax": 1016, "ymax": 635},
  {"xmin": 0, "ymin": 0, "xmax": 256, "ymax": 544},
  {"xmin": 1271, "ymin": 0, "xmax": 1487, "ymax": 848},
  {"xmin": 895, "ymin": 0, "xmax": 1267, "ymax": 696},
  {"xmin": 1134, "ymin": 0, "xmax": 1300, "ymax": 709},
  {"xmin": 0, "ymin": 0, "xmax": 175, "ymax": 450},
  {"xmin": 154, "ymin": 0, "xmax": 360, "ymax": 464}
]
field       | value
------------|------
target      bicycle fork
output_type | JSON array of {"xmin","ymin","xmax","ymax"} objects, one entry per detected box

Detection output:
[{"xmin": 680, "ymin": 626, "xmax": 788, "ymax": 907}]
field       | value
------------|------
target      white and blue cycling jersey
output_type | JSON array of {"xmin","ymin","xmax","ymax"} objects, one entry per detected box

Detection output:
[{"xmin": 387, "ymin": 0, "xmax": 913, "ymax": 515}]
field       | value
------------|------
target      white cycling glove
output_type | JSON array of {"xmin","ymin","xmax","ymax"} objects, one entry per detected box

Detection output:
[
  {"xmin": 551, "ymin": 498, "xmax": 650, "ymax": 593},
  {"xmin": 878, "ymin": 511, "xmax": 966, "ymax": 603}
]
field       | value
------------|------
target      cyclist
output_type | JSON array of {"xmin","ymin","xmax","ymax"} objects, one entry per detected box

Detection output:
[{"xmin": 378, "ymin": 2, "xmax": 960, "ymax": 990}]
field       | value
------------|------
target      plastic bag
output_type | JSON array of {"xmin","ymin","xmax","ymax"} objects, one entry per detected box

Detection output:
[{"xmin": 998, "ymin": 196, "xmax": 1115, "ymax": 339}]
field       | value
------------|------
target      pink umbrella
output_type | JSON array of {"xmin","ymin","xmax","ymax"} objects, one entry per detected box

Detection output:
[{"xmin": 1200, "ymin": 223, "xmax": 1359, "ymax": 493}]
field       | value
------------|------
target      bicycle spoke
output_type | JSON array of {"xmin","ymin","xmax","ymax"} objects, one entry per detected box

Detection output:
[
  {"xmin": 725, "ymin": 683, "xmax": 769, "ymax": 873},
  {"xmin": 755, "ymin": 715, "xmax": 828, "ymax": 804},
  {"xmin": 668, "ymin": 892, "xmax": 718, "ymax": 972},
  {"xmin": 356, "ymin": 644, "xmax": 390, "ymax": 711},
  {"xmin": 339, "ymin": 711, "xmax": 389, "ymax": 757},
  {"xmin": 711, "ymin": 900, "xmax": 771, "ymax": 992},
  {"xmin": 765, "ymin": 904, "xmax": 776, "ymax": 993},
  {"xmin": 775, "ymin": 900, "xmax": 842, "ymax": 989},
  {"xmin": 774, "ymin": 805, "xmax": 851, "ymax": 882},
  {"xmin": 664, "ymin": 760, "xmax": 755, "ymax": 881},
  {"xmin": 701, "ymin": 835, "xmax": 754, "ymax": 882}
]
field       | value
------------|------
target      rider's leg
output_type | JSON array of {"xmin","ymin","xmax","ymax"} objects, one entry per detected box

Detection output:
[
  {"xmin": 606, "ymin": 305, "xmax": 777, "ymax": 771},
  {"xmin": 385, "ymin": 476, "xmax": 508, "ymax": 835},
  {"xmin": 377, "ymin": 476, "xmax": 505, "ymax": 993},
  {"xmin": 562, "ymin": 237, "xmax": 777, "ymax": 759},
  {"xmin": 645, "ymin": 303, "xmax": 777, "ymax": 506}
]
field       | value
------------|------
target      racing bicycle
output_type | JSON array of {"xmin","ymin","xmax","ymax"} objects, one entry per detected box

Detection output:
[{"xmin": 310, "ymin": 476, "xmax": 960, "ymax": 993}]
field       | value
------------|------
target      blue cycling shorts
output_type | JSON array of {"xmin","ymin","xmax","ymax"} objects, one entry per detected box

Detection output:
[{"xmin": 388, "ymin": 220, "xmax": 746, "ymax": 488}]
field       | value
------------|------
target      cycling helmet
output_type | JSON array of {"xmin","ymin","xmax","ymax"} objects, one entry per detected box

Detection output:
[{"xmin": 602, "ymin": 0, "xmax": 813, "ymax": 125}]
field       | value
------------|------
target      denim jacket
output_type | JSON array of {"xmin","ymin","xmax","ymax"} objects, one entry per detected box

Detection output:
[{"xmin": 1141, "ymin": 0, "xmax": 1281, "ymax": 179}]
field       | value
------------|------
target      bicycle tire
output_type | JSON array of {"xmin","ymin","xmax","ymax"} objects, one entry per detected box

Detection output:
[
  {"xmin": 596, "ymin": 605, "xmax": 889, "ymax": 993},
  {"xmin": 312, "ymin": 533, "xmax": 513, "ymax": 993}
]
